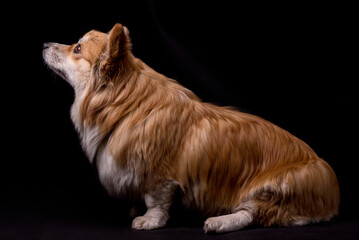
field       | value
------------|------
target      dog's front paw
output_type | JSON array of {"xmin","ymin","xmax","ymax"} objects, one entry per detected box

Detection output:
[{"xmin": 132, "ymin": 216, "xmax": 165, "ymax": 230}]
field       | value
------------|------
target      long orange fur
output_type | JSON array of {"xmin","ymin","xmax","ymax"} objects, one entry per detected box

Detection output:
[{"xmin": 47, "ymin": 23, "xmax": 340, "ymax": 231}]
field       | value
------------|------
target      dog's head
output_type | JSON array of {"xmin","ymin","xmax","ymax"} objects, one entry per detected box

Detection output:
[{"xmin": 43, "ymin": 23, "xmax": 131, "ymax": 91}]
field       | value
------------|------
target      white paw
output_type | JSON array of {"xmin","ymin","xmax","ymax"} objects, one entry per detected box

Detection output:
[
  {"xmin": 132, "ymin": 216, "xmax": 165, "ymax": 230},
  {"xmin": 204, "ymin": 211, "xmax": 253, "ymax": 233},
  {"xmin": 204, "ymin": 217, "xmax": 224, "ymax": 233}
]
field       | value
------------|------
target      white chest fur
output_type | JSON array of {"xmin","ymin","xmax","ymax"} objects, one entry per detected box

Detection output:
[
  {"xmin": 70, "ymin": 93, "xmax": 139, "ymax": 197},
  {"xmin": 96, "ymin": 142, "xmax": 139, "ymax": 196}
]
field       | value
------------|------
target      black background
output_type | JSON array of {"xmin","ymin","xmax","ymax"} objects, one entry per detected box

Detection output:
[{"xmin": 2, "ymin": 0, "xmax": 357, "ymax": 234}]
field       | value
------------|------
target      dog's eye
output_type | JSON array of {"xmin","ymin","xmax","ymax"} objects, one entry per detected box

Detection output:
[{"xmin": 74, "ymin": 44, "xmax": 81, "ymax": 54}]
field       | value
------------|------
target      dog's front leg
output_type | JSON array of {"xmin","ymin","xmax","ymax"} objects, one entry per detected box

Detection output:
[{"xmin": 132, "ymin": 180, "xmax": 177, "ymax": 230}]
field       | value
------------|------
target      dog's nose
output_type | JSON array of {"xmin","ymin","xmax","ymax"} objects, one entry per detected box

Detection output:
[{"xmin": 43, "ymin": 42, "xmax": 53, "ymax": 50}]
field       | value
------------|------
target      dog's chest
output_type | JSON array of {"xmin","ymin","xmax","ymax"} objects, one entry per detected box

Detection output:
[
  {"xmin": 96, "ymin": 142, "xmax": 139, "ymax": 197},
  {"xmin": 71, "ymin": 96, "xmax": 139, "ymax": 197},
  {"xmin": 78, "ymin": 126, "xmax": 138, "ymax": 197}
]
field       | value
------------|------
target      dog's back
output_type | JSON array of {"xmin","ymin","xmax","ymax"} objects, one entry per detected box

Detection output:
[
  {"xmin": 91, "ymin": 55, "xmax": 339, "ymax": 232},
  {"xmin": 43, "ymin": 23, "xmax": 339, "ymax": 233}
]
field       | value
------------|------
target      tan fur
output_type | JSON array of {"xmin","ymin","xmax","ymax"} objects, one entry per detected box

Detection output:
[{"xmin": 44, "ymin": 23, "xmax": 340, "ymax": 232}]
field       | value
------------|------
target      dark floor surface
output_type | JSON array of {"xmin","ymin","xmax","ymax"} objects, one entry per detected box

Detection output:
[{"xmin": 1, "ymin": 208, "xmax": 358, "ymax": 240}]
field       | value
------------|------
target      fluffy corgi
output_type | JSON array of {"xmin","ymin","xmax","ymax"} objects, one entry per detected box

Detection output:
[{"xmin": 43, "ymin": 23, "xmax": 339, "ymax": 233}]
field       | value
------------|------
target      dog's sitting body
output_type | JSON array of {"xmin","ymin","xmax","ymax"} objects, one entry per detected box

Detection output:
[{"xmin": 43, "ymin": 23, "xmax": 339, "ymax": 233}]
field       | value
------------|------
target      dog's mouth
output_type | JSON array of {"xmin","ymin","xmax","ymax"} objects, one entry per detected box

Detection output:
[
  {"xmin": 43, "ymin": 48, "xmax": 67, "ymax": 80},
  {"xmin": 52, "ymin": 68, "xmax": 67, "ymax": 80},
  {"xmin": 45, "ymin": 62, "xmax": 67, "ymax": 80}
]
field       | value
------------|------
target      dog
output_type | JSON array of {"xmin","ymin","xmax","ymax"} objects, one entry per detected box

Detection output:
[{"xmin": 43, "ymin": 23, "xmax": 339, "ymax": 233}]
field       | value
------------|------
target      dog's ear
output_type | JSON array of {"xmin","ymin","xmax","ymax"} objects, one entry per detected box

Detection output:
[
  {"xmin": 100, "ymin": 23, "xmax": 132, "ymax": 78},
  {"xmin": 107, "ymin": 23, "xmax": 131, "ymax": 61}
]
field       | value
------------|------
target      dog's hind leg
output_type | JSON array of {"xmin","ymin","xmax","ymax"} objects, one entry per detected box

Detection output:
[
  {"xmin": 204, "ymin": 209, "xmax": 254, "ymax": 233},
  {"xmin": 204, "ymin": 159, "xmax": 339, "ymax": 233}
]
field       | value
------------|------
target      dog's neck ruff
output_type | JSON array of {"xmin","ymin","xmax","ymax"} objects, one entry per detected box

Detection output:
[{"xmin": 70, "ymin": 89, "xmax": 104, "ymax": 164}]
